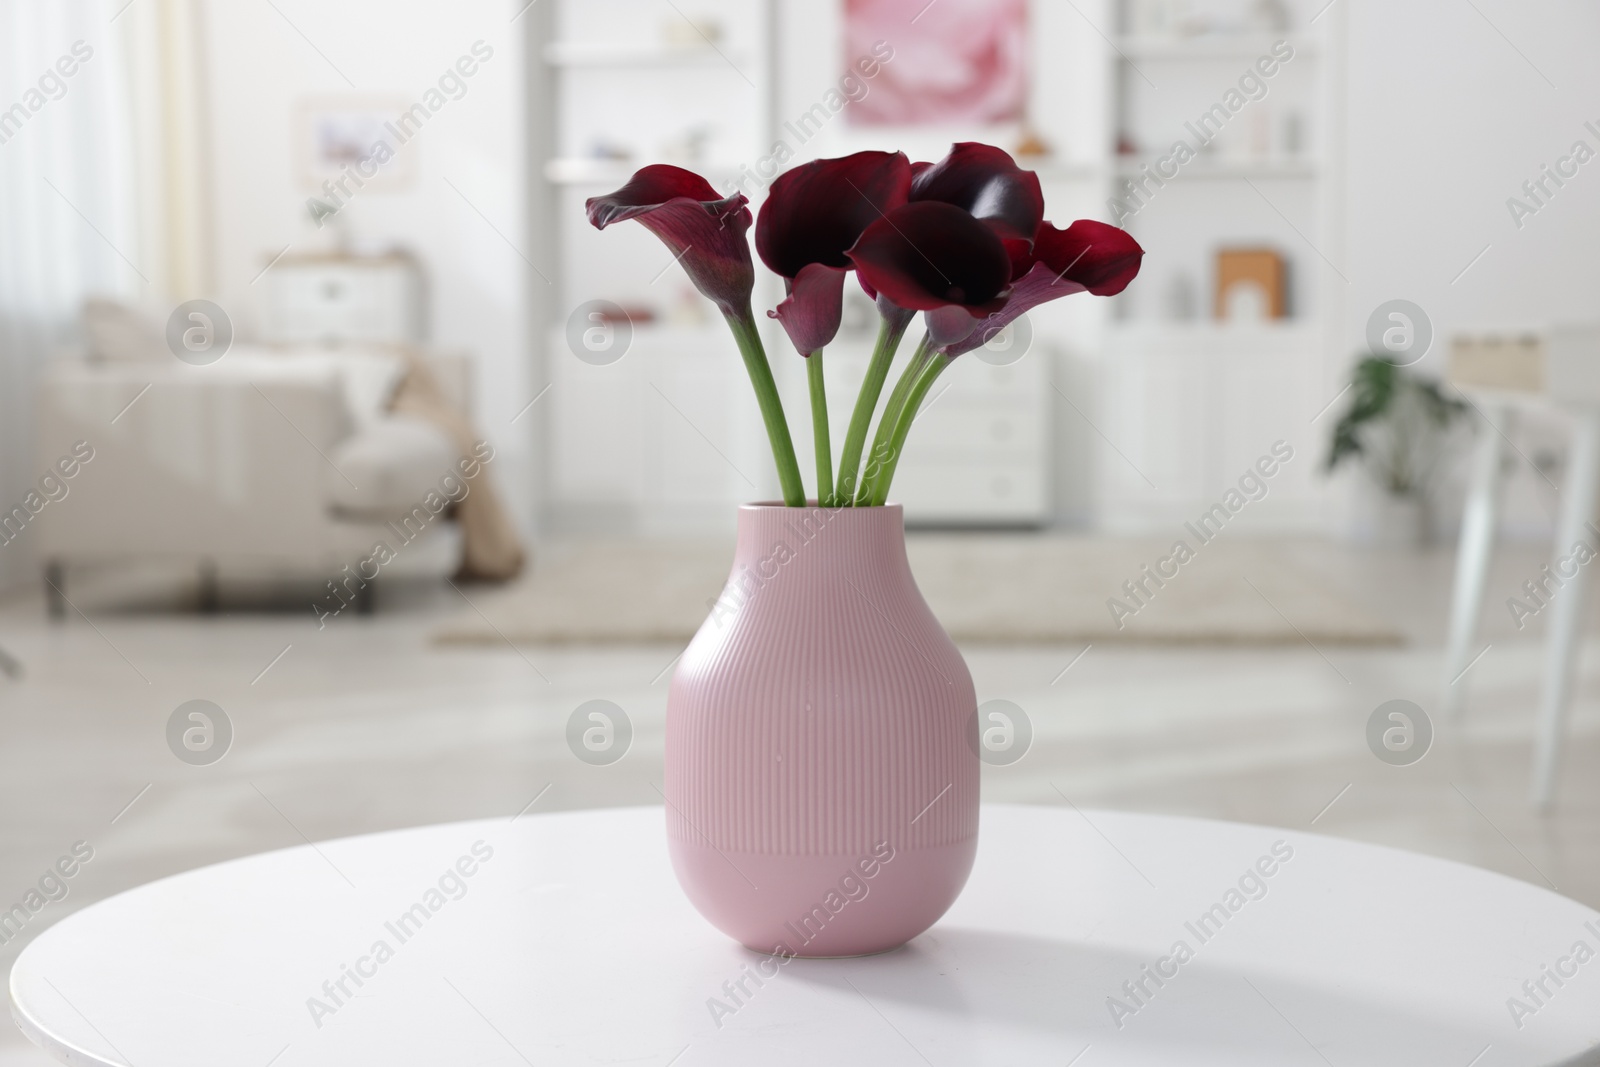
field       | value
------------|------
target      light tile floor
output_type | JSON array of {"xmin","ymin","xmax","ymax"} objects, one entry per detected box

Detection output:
[{"xmin": 0, "ymin": 539, "xmax": 1597, "ymax": 1064}]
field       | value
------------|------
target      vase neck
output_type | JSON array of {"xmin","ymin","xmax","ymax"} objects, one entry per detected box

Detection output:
[{"xmin": 732, "ymin": 504, "xmax": 909, "ymax": 587}]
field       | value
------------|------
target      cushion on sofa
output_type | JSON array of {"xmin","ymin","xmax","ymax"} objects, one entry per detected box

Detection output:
[
  {"xmin": 84, "ymin": 298, "xmax": 169, "ymax": 361},
  {"xmin": 271, "ymin": 344, "xmax": 408, "ymax": 427},
  {"xmin": 323, "ymin": 416, "xmax": 457, "ymax": 519}
]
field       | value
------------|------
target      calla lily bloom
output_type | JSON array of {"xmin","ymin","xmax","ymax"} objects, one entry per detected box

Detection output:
[
  {"xmin": 945, "ymin": 219, "xmax": 1144, "ymax": 356},
  {"xmin": 859, "ymin": 218, "xmax": 1143, "ymax": 505},
  {"xmin": 910, "ymin": 142, "xmax": 1045, "ymax": 250},
  {"xmin": 586, "ymin": 165, "xmax": 755, "ymax": 317},
  {"xmin": 845, "ymin": 143, "xmax": 1047, "ymax": 349},
  {"xmin": 756, "ymin": 150, "xmax": 911, "ymax": 355},
  {"xmin": 846, "ymin": 201, "xmax": 1012, "ymax": 316},
  {"xmin": 588, "ymin": 164, "xmax": 805, "ymax": 506}
]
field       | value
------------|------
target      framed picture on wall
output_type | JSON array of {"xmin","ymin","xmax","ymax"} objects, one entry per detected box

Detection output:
[
  {"xmin": 294, "ymin": 97, "xmax": 418, "ymax": 193},
  {"xmin": 844, "ymin": 0, "xmax": 1027, "ymax": 126}
]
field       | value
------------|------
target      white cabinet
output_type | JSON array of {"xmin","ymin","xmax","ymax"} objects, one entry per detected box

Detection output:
[
  {"xmin": 815, "ymin": 335, "xmax": 1052, "ymax": 526},
  {"xmin": 1098, "ymin": 323, "xmax": 1324, "ymax": 532},
  {"xmin": 547, "ymin": 324, "xmax": 770, "ymax": 535},
  {"xmin": 260, "ymin": 253, "xmax": 425, "ymax": 345}
]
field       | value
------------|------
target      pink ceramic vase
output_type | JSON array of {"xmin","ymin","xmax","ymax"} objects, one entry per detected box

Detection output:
[{"xmin": 665, "ymin": 502, "xmax": 979, "ymax": 957}]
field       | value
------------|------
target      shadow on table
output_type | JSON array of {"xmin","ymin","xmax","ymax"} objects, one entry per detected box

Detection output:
[{"xmin": 775, "ymin": 928, "xmax": 1519, "ymax": 1063}]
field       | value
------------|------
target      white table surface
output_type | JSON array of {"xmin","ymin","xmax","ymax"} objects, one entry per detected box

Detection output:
[{"xmin": 10, "ymin": 805, "xmax": 1600, "ymax": 1066}]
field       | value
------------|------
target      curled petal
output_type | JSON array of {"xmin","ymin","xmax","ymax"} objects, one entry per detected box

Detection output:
[
  {"xmin": 910, "ymin": 143, "xmax": 1045, "ymax": 244},
  {"xmin": 846, "ymin": 202, "xmax": 1011, "ymax": 314},
  {"xmin": 769, "ymin": 263, "xmax": 847, "ymax": 355},
  {"xmin": 586, "ymin": 165, "xmax": 755, "ymax": 314},
  {"xmin": 944, "ymin": 262, "xmax": 1080, "ymax": 357},
  {"xmin": 756, "ymin": 151, "xmax": 911, "ymax": 279},
  {"xmin": 585, "ymin": 164, "xmax": 722, "ymax": 226},
  {"xmin": 1002, "ymin": 236, "xmax": 1039, "ymax": 282},
  {"xmin": 1029, "ymin": 219, "xmax": 1145, "ymax": 295},
  {"xmin": 945, "ymin": 222, "xmax": 1145, "ymax": 356}
]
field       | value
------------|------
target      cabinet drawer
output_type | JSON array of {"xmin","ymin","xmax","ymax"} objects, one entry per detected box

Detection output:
[
  {"xmin": 263, "ymin": 261, "xmax": 424, "ymax": 344},
  {"xmin": 903, "ymin": 402, "xmax": 1045, "ymax": 455},
  {"xmin": 891, "ymin": 458, "xmax": 1049, "ymax": 523}
]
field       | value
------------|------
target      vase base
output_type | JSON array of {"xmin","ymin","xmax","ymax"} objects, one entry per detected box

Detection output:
[
  {"xmin": 669, "ymin": 836, "xmax": 978, "ymax": 959},
  {"xmin": 744, "ymin": 941, "xmax": 910, "ymax": 960}
]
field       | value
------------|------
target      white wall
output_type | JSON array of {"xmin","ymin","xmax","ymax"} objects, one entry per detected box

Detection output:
[
  {"xmin": 1341, "ymin": 0, "xmax": 1600, "ymax": 538},
  {"xmin": 200, "ymin": 0, "xmax": 534, "ymax": 529}
]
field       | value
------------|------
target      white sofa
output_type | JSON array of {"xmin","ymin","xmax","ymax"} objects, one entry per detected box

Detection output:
[{"xmin": 30, "ymin": 345, "xmax": 468, "ymax": 615}]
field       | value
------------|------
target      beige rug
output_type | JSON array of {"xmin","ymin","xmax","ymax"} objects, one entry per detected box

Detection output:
[{"xmin": 433, "ymin": 536, "xmax": 1404, "ymax": 646}]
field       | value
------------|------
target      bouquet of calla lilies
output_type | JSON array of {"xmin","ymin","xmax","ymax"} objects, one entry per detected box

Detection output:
[{"xmin": 587, "ymin": 142, "xmax": 1144, "ymax": 508}]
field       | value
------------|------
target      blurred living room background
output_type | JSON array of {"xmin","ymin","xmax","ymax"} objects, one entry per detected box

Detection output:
[{"xmin": 3, "ymin": 1, "xmax": 1600, "ymax": 1059}]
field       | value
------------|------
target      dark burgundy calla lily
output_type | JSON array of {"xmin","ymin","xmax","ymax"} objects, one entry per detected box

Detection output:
[
  {"xmin": 945, "ymin": 219, "xmax": 1144, "ymax": 356},
  {"xmin": 756, "ymin": 151, "xmax": 911, "ymax": 354},
  {"xmin": 910, "ymin": 142, "xmax": 1046, "ymax": 246},
  {"xmin": 846, "ymin": 201, "xmax": 1012, "ymax": 316},
  {"xmin": 586, "ymin": 165, "xmax": 754, "ymax": 316}
]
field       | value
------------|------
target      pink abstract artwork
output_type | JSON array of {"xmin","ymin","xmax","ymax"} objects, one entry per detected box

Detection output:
[{"xmin": 845, "ymin": 0, "xmax": 1027, "ymax": 126}]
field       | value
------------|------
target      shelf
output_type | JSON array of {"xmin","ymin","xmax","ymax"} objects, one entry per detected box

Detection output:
[
  {"xmin": 543, "ymin": 41, "xmax": 749, "ymax": 67},
  {"xmin": 546, "ymin": 158, "xmax": 743, "ymax": 186},
  {"xmin": 551, "ymin": 156, "xmax": 1103, "ymax": 187},
  {"xmin": 1113, "ymin": 157, "xmax": 1319, "ymax": 180},
  {"xmin": 1109, "ymin": 320, "xmax": 1316, "ymax": 335},
  {"xmin": 1029, "ymin": 162, "xmax": 1106, "ymax": 182},
  {"xmin": 550, "ymin": 321, "xmax": 727, "ymax": 340},
  {"xmin": 1105, "ymin": 320, "xmax": 1320, "ymax": 355},
  {"xmin": 1114, "ymin": 35, "xmax": 1317, "ymax": 60}
]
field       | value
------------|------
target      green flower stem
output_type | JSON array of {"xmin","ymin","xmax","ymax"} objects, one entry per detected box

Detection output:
[
  {"xmin": 868, "ymin": 351, "xmax": 953, "ymax": 506},
  {"xmin": 806, "ymin": 349, "xmax": 834, "ymax": 507},
  {"xmin": 727, "ymin": 307, "xmax": 806, "ymax": 507},
  {"xmin": 856, "ymin": 333, "xmax": 934, "ymax": 505},
  {"xmin": 835, "ymin": 311, "xmax": 911, "ymax": 505}
]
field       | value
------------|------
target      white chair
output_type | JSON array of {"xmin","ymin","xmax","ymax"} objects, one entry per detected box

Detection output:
[{"xmin": 1440, "ymin": 325, "xmax": 1600, "ymax": 807}]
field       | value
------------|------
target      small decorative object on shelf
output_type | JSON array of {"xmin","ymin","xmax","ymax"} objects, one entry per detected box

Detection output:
[
  {"xmin": 1214, "ymin": 246, "xmax": 1286, "ymax": 321},
  {"xmin": 1165, "ymin": 271, "xmax": 1199, "ymax": 321},
  {"xmin": 1282, "ymin": 110, "xmax": 1307, "ymax": 156},
  {"xmin": 586, "ymin": 143, "xmax": 1143, "ymax": 956},
  {"xmin": 660, "ymin": 14, "xmax": 723, "ymax": 48},
  {"xmin": 1251, "ymin": 0, "xmax": 1291, "ymax": 32},
  {"xmin": 1014, "ymin": 121, "xmax": 1051, "ymax": 161}
]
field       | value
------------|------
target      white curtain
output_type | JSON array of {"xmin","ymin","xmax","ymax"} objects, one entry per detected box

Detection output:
[{"xmin": 0, "ymin": 0, "xmax": 144, "ymax": 590}]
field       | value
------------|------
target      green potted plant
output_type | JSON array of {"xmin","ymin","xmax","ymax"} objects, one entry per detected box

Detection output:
[{"xmin": 1325, "ymin": 353, "xmax": 1469, "ymax": 545}]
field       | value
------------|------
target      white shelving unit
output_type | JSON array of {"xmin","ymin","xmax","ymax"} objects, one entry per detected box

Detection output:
[
  {"xmin": 543, "ymin": 157, "xmax": 746, "ymax": 187},
  {"xmin": 525, "ymin": 0, "xmax": 1345, "ymax": 536},
  {"xmin": 1112, "ymin": 157, "xmax": 1320, "ymax": 179},
  {"xmin": 531, "ymin": 0, "xmax": 780, "ymax": 536},
  {"xmin": 1115, "ymin": 33, "xmax": 1319, "ymax": 59},
  {"xmin": 1093, "ymin": 0, "xmax": 1346, "ymax": 533},
  {"xmin": 541, "ymin": 41, "xmax": 750, "ymax": 67}
]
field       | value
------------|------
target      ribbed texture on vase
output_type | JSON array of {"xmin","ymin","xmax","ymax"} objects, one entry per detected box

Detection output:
[{"xmin": 666, "ymin": 504, "xmax": 979, "ymax": 857}]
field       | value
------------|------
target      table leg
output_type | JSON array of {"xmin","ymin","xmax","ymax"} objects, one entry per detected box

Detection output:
[
  {"xmin": 1532, "ymin": 409, "xmax": 1600, "ymax": 809},
  {"xmin": 1441, "ymin": 403, "xmax": 1510, "ymax": 719}
]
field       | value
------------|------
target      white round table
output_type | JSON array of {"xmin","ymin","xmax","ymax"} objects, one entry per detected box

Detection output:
[{"xmin": 11, "ymin": 805, "xmax": 1600, "ymax": 1066}]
